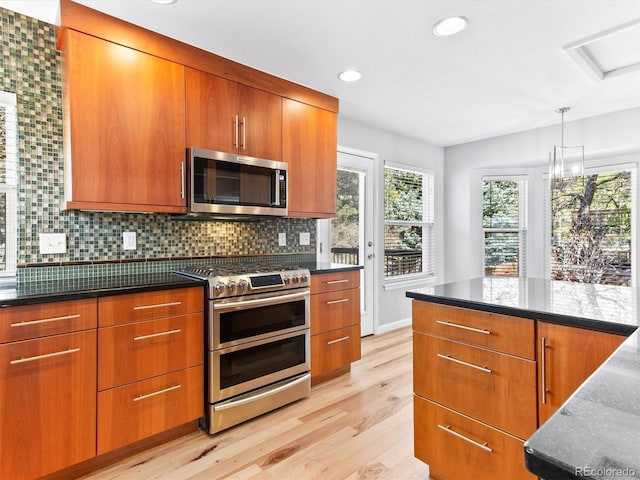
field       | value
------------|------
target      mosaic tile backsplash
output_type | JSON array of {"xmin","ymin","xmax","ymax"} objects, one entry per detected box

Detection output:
[{"xmin": 0, "ymin": 8, "xmax": 316, "ymax": 281}]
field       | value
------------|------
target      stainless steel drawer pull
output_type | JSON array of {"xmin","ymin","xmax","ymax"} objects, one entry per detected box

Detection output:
[
  {"xmin": 134, "ymin": 329, "xmax": 182, "ymax": 341},
  {"xmin": 133, "ymin": 384, "xmax": 182, "ymax": 402},
  {"xmin": 10, "ymin": 347, "xmax": 80, "ymax": 365},
  {"xmin": 435, "ymin": 320, "xmax": 491, "ymax": 335},
  {"xmin": 437, "ymin": 353, "xmax": 492, "ymax": 373},
  {"xmin": 11, "ymin": 314, "xmax": 81, "ymax": 327},
  {"xmin": 327, "ymin": 336, "xmax": 350, "ymax": 345},
  {"xmin": 437, "ymin": 424, "xmax": 493, "ymax": 453},
  {"xmin": 326, "ymin": 279, "xmax": 350, "ymax": 285},
  {"xmin": 132, "ymin": 301, "xmax": 182, "ymax": 311},
  {"xmin": 326, "ymin": 298, "xmax": 350, "ymax": 305}
]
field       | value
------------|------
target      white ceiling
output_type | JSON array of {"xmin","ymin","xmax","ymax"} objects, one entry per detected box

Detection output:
[{"xmin": 2, "ymin": 0, "xmax": 640, "ymax": 147}]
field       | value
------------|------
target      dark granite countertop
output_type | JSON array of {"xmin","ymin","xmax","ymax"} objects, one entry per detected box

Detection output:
[
  {"xmin": 406, "ymin": 276, "xmax": 638, "ymax": 335},
  {"xmin": 406, "ymin": 276, "xmax": 640, "ymax": 480},
  {"xmin": 0, "ymin": 272, "xmax": 206, "ymax": 306},
  {"xmin": 301, "ymin": 262, "xmax": 363, "ymax": 274}
]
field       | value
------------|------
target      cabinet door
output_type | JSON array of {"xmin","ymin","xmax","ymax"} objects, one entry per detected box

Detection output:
[
  {"xmin": 0, "ymin": 331, "xmax": 96, "ymax": 480},
  {"xmin": 283, "ymin": 98, "xmax": 337, "ymax": 218},
  {"xmin": 186, "ymin": 68, "xmax": 238, "ymax": 153},
  {"xmin": 311, "ymin": 324, "xmax": 361, "ymax": 377},
  {"xmin": 537, "ymin": 322, "xmax": 625, "ymax": 423},
  {"xmin": 311, "ymin": 287, "xmax": 360, "ymax": 335},
  {"xmin": 238, "ymin": 85, "xmax": 282, "ymax": 160},
  {"xmin": 64, "ymin": 30, "xmax": 186, "ymax": 212}
]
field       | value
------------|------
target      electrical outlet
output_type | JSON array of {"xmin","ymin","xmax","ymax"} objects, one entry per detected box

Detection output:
[
  {"xmin": 299, "ymin": 232, "xmax": 310, "ymax": 246},
  {"xmin": 278, "ymin": 232, "xmax": 286, "ymax": 246},
  {"xmin": 39, "ymin": 233, "xmax": 66, "ymax": 254},
  {"xmin": 123, "ymin": 232, "xmax": 137, "ymax": 250}
]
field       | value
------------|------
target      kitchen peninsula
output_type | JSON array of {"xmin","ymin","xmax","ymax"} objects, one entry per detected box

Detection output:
[{"xmin": 407, "ymin": 276, "xmax": 639, "ymax": 480}]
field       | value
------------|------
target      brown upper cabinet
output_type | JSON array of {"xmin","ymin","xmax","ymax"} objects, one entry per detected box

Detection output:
[
  {"xmin": 61, "ymin": 29, "xmax": 188, "ymax": 214},
  {"xmin": 186, "ymin": 68, "xmax": 282, "ymax": 161}
]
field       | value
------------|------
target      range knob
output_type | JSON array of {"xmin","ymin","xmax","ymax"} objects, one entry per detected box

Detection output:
[
  {"xmin": 291, "ymin": 274, "xmax": 299, "ymax": 283},
  {"xmin": 299, "ymin": 273, "xmax": 308, "ymax": 283},
  {"xmin": 283, "ymin": 275, "xmax": 291, "ymax": 285},
  {"xmin": 226, "ymin": 281, "xmax": 237, "ymax": 294},
  {"xmin": 214, "ymin": 282, "xmax": 226, "ymax": 296},
  {"xmin": 238, "ymin": 279, "xmax": 249, "ymax": 292}
]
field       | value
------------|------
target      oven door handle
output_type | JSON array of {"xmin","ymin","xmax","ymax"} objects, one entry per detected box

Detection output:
[
  {"xmin": 215, "ymin": 373, "xmax": 310, "ymax": 411},
  {"xmin": 215, "ymin": 290, "xmax": 309, "ymax": 310}
]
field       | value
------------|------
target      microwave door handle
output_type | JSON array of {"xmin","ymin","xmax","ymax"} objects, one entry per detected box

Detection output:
[{"xmin": 273, "ymin": 169, "xmax": 280, "ymax": 206}]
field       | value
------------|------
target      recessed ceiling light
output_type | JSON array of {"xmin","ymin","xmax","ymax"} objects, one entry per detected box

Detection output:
[
  {"xmin": 338, "ymin": 70, "xmax": 362, "ymax": 82},
  {"xmin": 152, "ymin": 0, "xmax": 178, "ymax": 4},
  {"xmin": 433, "ymin": 16, "xmax": 469, "ymax": 37}
]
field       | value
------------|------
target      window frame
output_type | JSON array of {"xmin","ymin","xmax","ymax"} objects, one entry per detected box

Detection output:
[
  {"xmin": 481, "ymin": 175, "xmax": 528, "ymax": 277},
  {"xmin": 0, "ymin": 91, "xmax": 17, "ymax": 278},
  {"xmin": 383, "ymin": 161, "xmax": 435, "ymax": 285}
]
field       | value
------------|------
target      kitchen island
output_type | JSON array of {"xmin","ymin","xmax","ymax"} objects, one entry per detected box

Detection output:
[{"xmin": 407, "ymin": 276, "xmax": 639, "ymax": 480}]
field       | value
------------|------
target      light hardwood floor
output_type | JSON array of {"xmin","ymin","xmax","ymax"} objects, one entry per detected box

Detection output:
[{"xmin": 80, "ymin": 326, "xmax": 429, "ymax": 480}]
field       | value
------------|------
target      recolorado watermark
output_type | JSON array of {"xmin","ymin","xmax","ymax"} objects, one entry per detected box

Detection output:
[{"xmin": 575, "ymin": 466, "xmax": 637, "ymax": 477}]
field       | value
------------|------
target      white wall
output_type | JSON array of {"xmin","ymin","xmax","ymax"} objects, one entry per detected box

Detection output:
[
  {"xmin": 338, "ymin": 116, "xmax": 445, "ymax": 330},
  {"xmin": 444, "ymin": 107, "xmax": 640, "ymax": 283}
]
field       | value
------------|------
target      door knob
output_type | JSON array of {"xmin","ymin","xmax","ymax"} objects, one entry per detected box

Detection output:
[
  {"xmin": 367, "ymin": 253, "xmax": 375, "ymax": 260},
  {"xmin": 368, "ymin": 241, "xmax": 373, "ymax": 247}
]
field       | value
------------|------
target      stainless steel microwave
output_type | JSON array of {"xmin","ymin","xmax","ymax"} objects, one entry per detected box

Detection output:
[{"xmin": 187, "ymin": 148, "xmax": 288, "ymax": 217}]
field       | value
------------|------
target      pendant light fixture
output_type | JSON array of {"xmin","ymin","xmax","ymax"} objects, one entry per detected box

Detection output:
[{"xmin": 549, "ymin": 107, "xmax": 584, "ymax": 180}]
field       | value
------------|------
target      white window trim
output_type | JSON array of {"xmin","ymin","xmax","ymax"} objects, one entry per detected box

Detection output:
[
  {"xmin": 0, "ymin": 91, "xmax": 17, "ymax": 277},
  {"xmin": 543, "ymin": 162, "xmax": 637, "ymax": 287},
  {"xmin": 482, "ymin": 175, "xmax": 528, "ymax": 277},
  {"xmin": 383, "ymin": 162, "xmax": 435, "ymax": 285}
]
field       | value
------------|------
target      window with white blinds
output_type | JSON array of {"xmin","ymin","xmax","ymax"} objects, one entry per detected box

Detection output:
[
  {"xmin": 383, "ymin": 165, "xmax": 434, "ymax": 279},
  {"xmin": 0, "ymin": 91, "xmax": 17, "ymax": 276},
  {"xmin": 482, "ymin": 177, "xmax": 527, "ymax": 277},
  {"xmin": 544, "ymin": 165, "xmax": 634, "ymax": 286}
]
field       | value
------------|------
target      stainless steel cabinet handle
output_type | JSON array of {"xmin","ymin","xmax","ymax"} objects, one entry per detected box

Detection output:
[
  {"xmin": 180, "ymin": 161, "xmax": 185, "ymax": 199},
  {"xmin": 234, "ymin": 115, "xmax": 239, "ymax": 148},
  {"xmin": 133, "ymin": 384, "xmax": 181, "ymax": 402},
  {"xmin": 132, "ymin": 301, "xmax": 181, "ymax": 311},
  {"xmin": 326, "ymin": 279, "xmax": 350, "ymax": 285},
  {"xmin": 326, "ymin": 298, "xmax": 349, "ymax": 305},
  {"xmin": 11, "ymin": 314, "xmax": 80, "ymax": 327},
  {"xmin": 435, "ymin": 320, "xmax": 491, "ymax": 335},
  {"xmin": 437, "ymin": 353, "xmax": 492, "ymax": 373},
  {"xmin": 10, "ymin": 347, "xmax": 80, "ymax": 365},
  {"xmin": 437, "ymin": 424, "xmax": 493, "ymax": 453},
  {"xmin": 134, "ymin": 329, "xmax": 182, "ymax": 341},
  {"xmin": 327, "ymin": 336, "xmax": 350, "ymax": 345},
  {"xmin": 241, "ymin": 116, "xmax": 246, "ymax": 150},
  {"xmin": 541, "ymin": 336, "xmax": 548, "ymax": 404}
]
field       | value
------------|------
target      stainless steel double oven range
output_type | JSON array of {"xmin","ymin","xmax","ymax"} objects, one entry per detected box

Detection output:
[{"xmin": 176, "ymin": 263, "xmax": 311, "ymax": 434}]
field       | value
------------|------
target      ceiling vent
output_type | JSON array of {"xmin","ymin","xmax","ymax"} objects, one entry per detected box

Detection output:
[{"xmin": 564, "ymin": 18, "xmax": 640, "ymax": 81}]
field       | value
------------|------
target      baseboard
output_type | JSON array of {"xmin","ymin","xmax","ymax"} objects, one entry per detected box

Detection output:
[{"xmin": 375, "ymin": 317, "xmax": 411, "ymax": 334}]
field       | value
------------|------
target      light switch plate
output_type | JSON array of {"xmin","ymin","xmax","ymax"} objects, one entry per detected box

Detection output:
[
  {"xmin": 123, "ymin": 231, "xmax": 137, "ymax": 250},
  {"xmin": 278, "ymin": 232, "xmax": 286, "ymax": 246},
  {"xmin": 39, "ymin": 233, "xmax": 66, "ymax": 254},
  {"xmin": 299, "ymin": 232, "xmax": 310, "ymax": 246}
]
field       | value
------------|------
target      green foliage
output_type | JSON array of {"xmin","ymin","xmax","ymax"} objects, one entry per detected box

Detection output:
[
  {"xmin": 384, "ymin": 168, "xmax": 422, "ymax": 222},
  {"xmin": 482, "ymin": 180, "xmax": 519, "ymax": 228}
]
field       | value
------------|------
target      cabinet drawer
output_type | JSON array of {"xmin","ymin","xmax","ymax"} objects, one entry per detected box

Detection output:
[
  {"xmin": 97, "ymin": 365, "xmax": 203, "ymax": 454},
  {"xmin": 0, "ymin": 298, "xmax": 97, "ymax": 343},
  {"xmin": 311, "ymin": 324, "xmax": 361, "ymax": 377},
  {"xmin": 98, "ymin": 313, "xmax": 203, "ymax": 390},
  {"xmin": 412, "ymin": 301, "xmax": 535, "ymax": 359},
  {"xmin": 98, "ymin": 287, "xmax": 204, "ymax": 326},
  {"xmin": 311, "ymin": 287, "xmax": 360, "ymax": 335},
  {"xmin": 311, "ymin": 270, "xmax": 360, "ymax": 295},
  {"xmin": 414, "ymin": 396, "xmax": 536, "ymax": 480},
  {"xmin": 413, "ymin": 332, "xmax": 536, "ymax": 439}
]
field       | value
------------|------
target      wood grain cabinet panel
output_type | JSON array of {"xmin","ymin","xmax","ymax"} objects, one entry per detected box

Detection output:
[
  {"xmin": 186, "ymin": 68, "xmax": 282, "ymax": 160},
  {"xmin": 283, "ymin": 98, "xmax": 337, "ymax": 218},
  {"xmin": 413, "ymin": 332, "xmax": 537, "ymax": 440},
  {"xmin": 98, "ymin": 313, "xmax": 204, "ymax": 390},
  {"xmin": 413, "ymin": 301, "xmax": 535, "ymax": 359},
  {"xmin": 98, "ymin": 287, "xmax": 204, "ymax": 326},
  {"xmin": 0, "ymin": 330, "xmax": 96, "ymax": 480},
  {"xmin": 62, "ymin": 29, "xmax": 187, "ymax": 213},
  {"xmin": 414, "ymin": 396, "xmax": 536, "ymax": 480},
  {"xmin": 310, "ymin": 288, "xmax": 360, "ymax": 336},
  {"xmin": 97, "ymin": 365, "xmax": 204, "ymax": 454},
  {"xmin": 310, "ymin": 269, "xmax": 360, "ymax": 295},
  {"xmin": 311, "ymin": 325, "xmax": 361, "ymax": 378},
  {"xmin": 537, "ymin": 322, "xmax": 625, "ymax": 423},
  {"xmin": 0, "ymin": 298, "xmax": 96, "ymax": 343}
]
